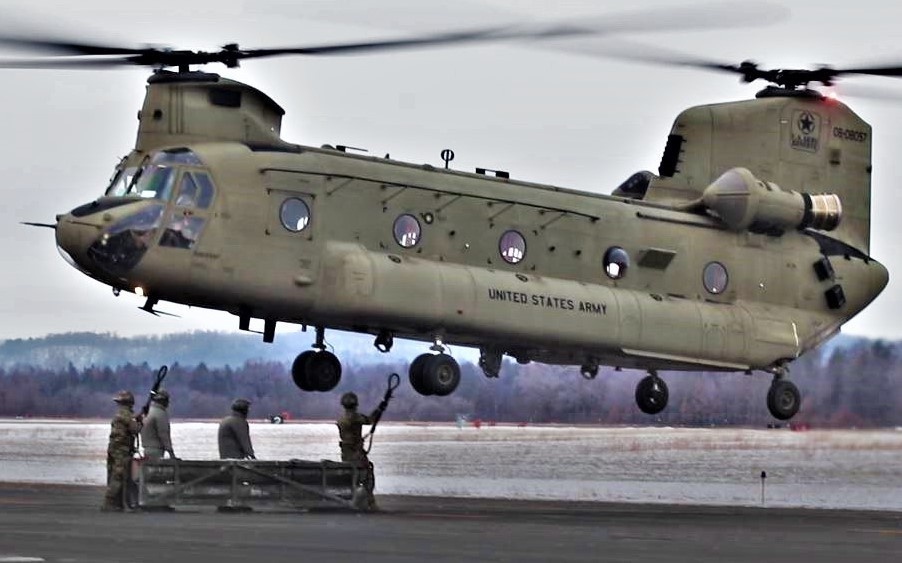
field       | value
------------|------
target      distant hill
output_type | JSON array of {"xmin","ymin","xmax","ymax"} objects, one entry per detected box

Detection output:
[
  {"xmin": 0, "ymin": 332, "xmax": 899, "ymax": 427},
  {"xmin": 0, "ymin": 330, "xmax": 872, "ymax": 370},
  {"xmin": 0, "ymin": 330, "xmax": 470, "ymax": 370}
]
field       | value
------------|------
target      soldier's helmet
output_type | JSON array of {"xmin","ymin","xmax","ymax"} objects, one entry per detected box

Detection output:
[
  {"xmin": 231, "ymin": 398, "xmax": 251, "ymax": 414},
  {"xmin": 113, "ymin": 390, "xmax": 135, "ymax": 405},
  {"xmin": 151, "ymin": 389, "xmax": 170, "ymax": 404},
  {"xmin": 340, "ymin": 392, "xmax": 358, "ymax": 409}
]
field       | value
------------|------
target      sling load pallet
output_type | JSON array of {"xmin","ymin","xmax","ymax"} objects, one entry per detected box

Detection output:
[{"xmin": 138, "ymin": 459, "xmax": 361, "ymax": 511}]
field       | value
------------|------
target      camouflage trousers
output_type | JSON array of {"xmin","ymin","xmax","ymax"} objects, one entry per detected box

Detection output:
[
  {"xmin": 103, "ymin": 454, "xmax": 132, "ymax": 510},
  {"xmin": 341, "ymin": 449, "xmax": 376, "ymax": 509}
]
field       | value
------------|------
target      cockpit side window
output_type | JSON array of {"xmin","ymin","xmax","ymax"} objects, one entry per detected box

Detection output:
[
  {"xmin": 175, "ymin": 172, "xmax": 215, "ymax": 209},
  {"xmin": 193, "ymin": 172, "xmax": 215, "ymax": 208},
  {"xmin": 175, "ymin": 174, "xmax": 199, "ymax": 207},
  {"xmin": 160, "ymin": 213, "xmax": 206, "ymax": 250}
]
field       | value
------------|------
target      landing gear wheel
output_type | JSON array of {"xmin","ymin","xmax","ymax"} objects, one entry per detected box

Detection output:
[
  {"xmin": 409, "ymin": 353, "xmax": 433, "ymax": 396},
  {"xmin": 422, "ymin": 353, "xmax": 461, "ymax": 397},
  {"xmin": 291, "ymin": 350, "xmax": 316, "ymax": 391},
  {"xmin": 767, "ymin": 379, "xmax": 800, "ymax": 420},
  {"xmin": 305, "ymin": 351, "xmax": 342, "ymax": 392},
  {"xmin": 635, "ymin": 375, "xmax": 669, "ymax": 415}
]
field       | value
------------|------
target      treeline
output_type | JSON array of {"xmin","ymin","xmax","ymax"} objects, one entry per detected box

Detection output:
[{"xmin": 0, "ymin": 339, "xmax": 899, "ymax": 427}]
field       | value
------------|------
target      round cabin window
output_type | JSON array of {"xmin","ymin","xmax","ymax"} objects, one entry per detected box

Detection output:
[
  {"xmin": 499, "ymin": 230, "xmax": 526, "ymax": 264},
  {"xmin": 393, "ymin": 214, "xmax": 422, "ymax": 248},
  {"xmin": 603, "ymin": 247, "xmax": 629, "ymax": 279},
  {"xmin": 280, "ymin": 198, "xmax": 310, "ymax": 232},
  {"xmin": 703, "ymin": 261, "xmax": 729, "ymax": 294}
]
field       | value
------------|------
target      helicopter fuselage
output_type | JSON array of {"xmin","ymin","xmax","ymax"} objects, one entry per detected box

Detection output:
[
  {"xmin": 46, "ymin": 71, "xmax": 889, "ymax": 419},
  {"xmin": 55, "ymin": 140, "xmax": 887, "ymax": 373}
]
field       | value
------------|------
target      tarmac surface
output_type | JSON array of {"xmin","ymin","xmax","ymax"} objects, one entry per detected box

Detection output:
[{"xmin": 0, "ymin": 483, "xmax": 899, "ymax": 563}]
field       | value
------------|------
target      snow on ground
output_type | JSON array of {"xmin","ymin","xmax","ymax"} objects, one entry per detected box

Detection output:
[{"xmin": 0, "ymin": 420, "xmax": 899, "ymax": 511}]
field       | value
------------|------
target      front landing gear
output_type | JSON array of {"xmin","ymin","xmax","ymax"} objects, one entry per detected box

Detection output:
[
  {"xmin": 635, "ymin": 371, "xmax": 669, "ymax": 415},
  {"xmin": 291, "ymin": 327, "xmax": 342, "ymax": 392},
  {"xmin": 409, "ymin": 353, "xmax": 461, "ymax": 397},
  {"xmin": 478, "ymin": 347, "xmax": 502, "ymax": 378},
  {"xmin": 767, "ymin": 377, "xmax": 801, "ymax": 420}
]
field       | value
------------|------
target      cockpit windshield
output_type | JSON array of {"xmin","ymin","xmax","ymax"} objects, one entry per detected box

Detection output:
[
  {"xmin": 105, "ymin": 148, "xmax": 205, "ymax": 200},
  {"xmin": 105, "ymin": 166, "xmax": 138, "ymax": 197},
  {"xmin": 127, "ymin": 165, "xmax": 177, "ymax": 200}
]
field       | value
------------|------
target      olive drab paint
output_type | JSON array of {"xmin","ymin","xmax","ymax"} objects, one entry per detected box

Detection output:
[{"xmin": 53, "ymin": 72, "xmax": 889, "ymax": 421}]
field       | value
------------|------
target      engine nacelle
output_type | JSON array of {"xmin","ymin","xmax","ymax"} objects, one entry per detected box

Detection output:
[{"xmin": 702, "ymin": 168, "xmax": 842, "ymax": 234}]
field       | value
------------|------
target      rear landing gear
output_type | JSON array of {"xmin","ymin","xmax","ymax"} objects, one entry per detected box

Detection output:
[
  {"xmin": 767, "ymin": 377, "xmax": 800, "ymax": 420},
  {"xmin": 290, "ymin": 327, "xmax": 342, "ymax": 392},
  {"xmin": 409, "ymin": 353, "xmax": 461, "ymax": 397},
  {"xmin": 635, "ymin": 371, "xmax": 669, "ymax": 415}
]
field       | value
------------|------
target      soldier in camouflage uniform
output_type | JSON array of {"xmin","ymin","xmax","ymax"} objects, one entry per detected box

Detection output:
[
  {"xmin": 102, "ymin": 390, "xmax": 140, "ymax": 511},
  {"xmin": 337, "ymin": 392, "xmax": 386, "ymax": 510},
  {"xmin": 218, "ymin": 398, "xmax": 256, "ymax": 460},
  {"xmin": 141, "ymin": 389, "xmax": 176, "ymax": 461}
]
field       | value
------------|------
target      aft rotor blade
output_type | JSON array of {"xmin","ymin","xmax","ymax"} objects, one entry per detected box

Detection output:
[
  {"xmin": 835, "ymin": 65, "xmax": 902, "ymax": 79},
  {"xmin": 826, "ymin": 83, "xmax": 902, "ymax": 101},
  {"xmin": 497, "ymin": 0, "xmax": 789, "ymax": 40},
  {"xmin": 540, "ymin": 37, "xmax": 742, "ymax": 72}
]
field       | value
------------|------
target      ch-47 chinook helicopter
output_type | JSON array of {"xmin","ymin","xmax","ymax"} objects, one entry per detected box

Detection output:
[{"xmin": 7, "ymin": 17, "xmax": 893, "ymax": 421}]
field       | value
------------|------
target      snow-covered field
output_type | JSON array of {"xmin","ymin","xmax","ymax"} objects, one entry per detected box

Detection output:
[{"xmin": 1, "ymin": 419, "xmax": 900, "ymax": 511}]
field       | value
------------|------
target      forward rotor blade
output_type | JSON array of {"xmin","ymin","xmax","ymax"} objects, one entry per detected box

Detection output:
[
  {"xmin": 239, "ymin": 1, "xmax": 790, "ymax": 59},
  {"xmin": 236, "ymin": 26, "xmax": 508, "ymax": 58},
  {"xmin": 0, "ymin": 34, "xmax": 147, "ymax": 56},
  {"xmin": 0, "ymin": 2, "xmax": 790, "ymax": 69},
  {"xmin": 0, "ymin": 57, "xmax": 136, "ymax": 69}
]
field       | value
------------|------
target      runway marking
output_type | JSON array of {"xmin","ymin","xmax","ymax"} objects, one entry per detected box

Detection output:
[
  {"xmin": 851, "ymin": 528, "xmax": 902, "ymax": 536},
  {"xmin": 0, "ymin": 557, "xmax": 45, "ymax": 562}
]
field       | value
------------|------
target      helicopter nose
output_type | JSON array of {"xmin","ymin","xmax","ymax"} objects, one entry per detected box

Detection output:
[
  {"xmin": 55, "ymin": 213, "xmax": 103, "ymax": 274},
  {"xmin": 869, "ymin": 257, "xmax": 890, "ymax": 297}
]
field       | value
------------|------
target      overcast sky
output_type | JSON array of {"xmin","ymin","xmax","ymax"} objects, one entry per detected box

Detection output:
[{"xmin": 2, "ymin": 0, "xmax": 902, "ymax": 342}]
